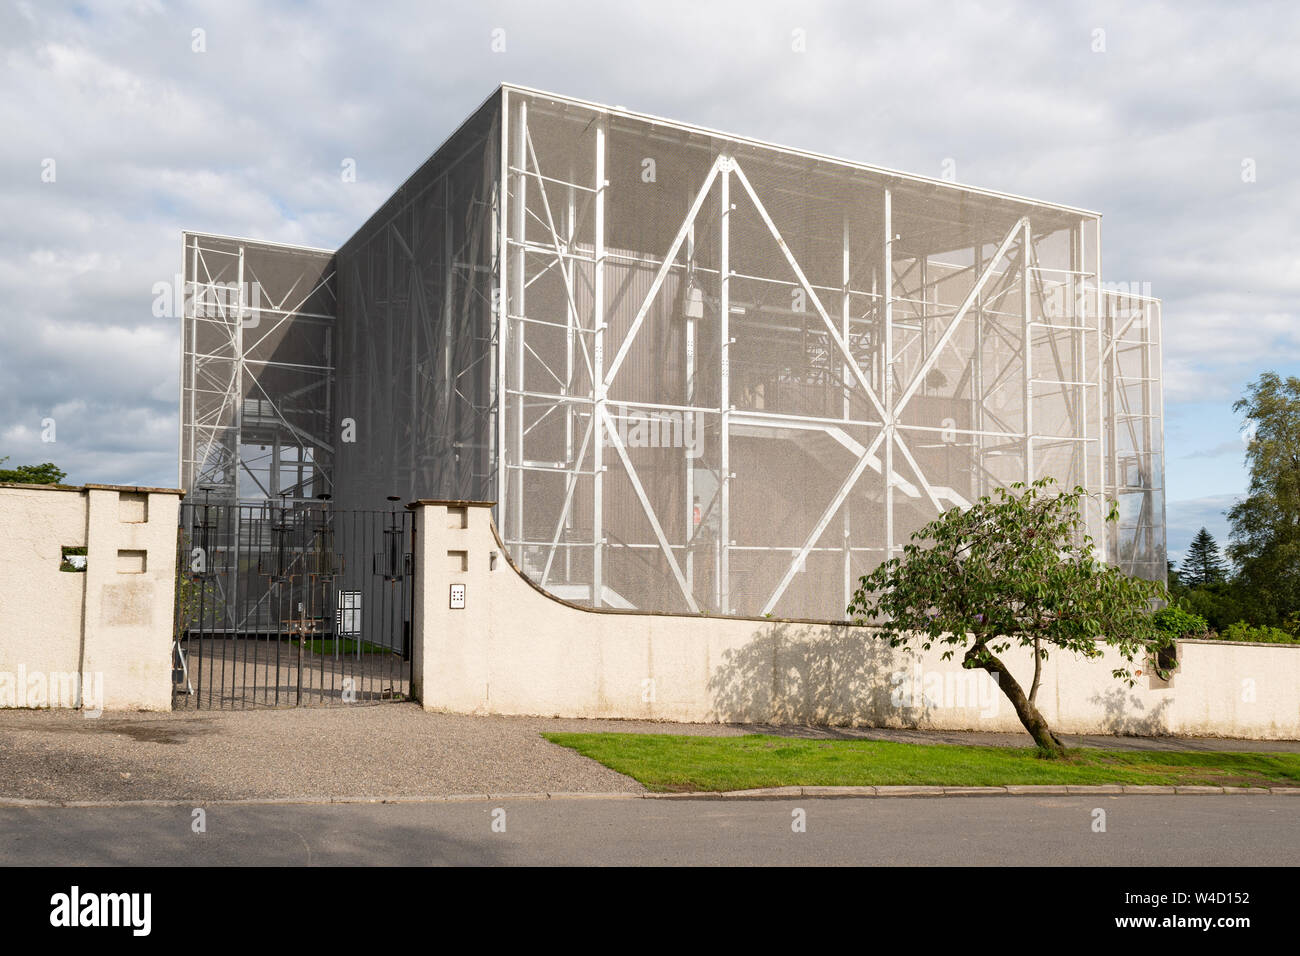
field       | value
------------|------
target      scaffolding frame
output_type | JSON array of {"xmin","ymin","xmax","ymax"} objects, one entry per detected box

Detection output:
[
  {"xmin": 180, "ymin": 233, "xmax": 336, "ymax": 506},
  {"xmin": 496, "ymin": 86, "xmax": 1159, "ymax": 619},
  {"xmin": 179, "ymin": 84, "xmax": 1165, "ymax": 622}
]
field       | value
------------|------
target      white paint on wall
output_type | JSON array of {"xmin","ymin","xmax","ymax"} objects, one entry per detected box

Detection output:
[
  {"xmin": 0, "ymin": 483, "xmax": 181, "ymax": 712},
  {"xmin": 410, "ymin": 501, "xmax": 1299, "ymax": 740}
]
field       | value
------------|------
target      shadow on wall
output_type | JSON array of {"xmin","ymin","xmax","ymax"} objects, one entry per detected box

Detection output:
[
  {"xmin": 707, "ymin": 622, "xmax": 931, "ymax": 727},
  {"xmin": 1088, "ymin": 685, "xmax": 1173, "ymax": 736}
]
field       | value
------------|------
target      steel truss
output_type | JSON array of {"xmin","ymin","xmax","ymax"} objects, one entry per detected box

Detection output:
[
  {"xmin": 180, "ymin": 233, "xmax": 336, "ymax": 507},
  {"xmin": 180, "ymin": 85, "xmax": 1164, "ymax": 622},
  {"xmin": 498, "ymin": 87, "xmax": 1163, "ymax": 619}
]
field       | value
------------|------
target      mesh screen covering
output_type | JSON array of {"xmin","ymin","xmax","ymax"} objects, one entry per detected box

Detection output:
[
  {"xmin": 332, "ymin": 96, "xmax": 501, "ymax": 514},
  {"xmin": 500, "ymin": 88, "xmax": 1157, "ymax": 619},
  {"xmin": 1103, "ymin": 291, "xmax": 1165, "ymax": 581},
  {"xmin": 181, "ymin": 86, "xmax": 1165, "ymax": 621}
]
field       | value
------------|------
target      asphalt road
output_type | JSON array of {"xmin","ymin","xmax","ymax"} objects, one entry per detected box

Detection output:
[{"xmin": 2, "ymin": 795, "xmax": 1294, "ymax": 866}]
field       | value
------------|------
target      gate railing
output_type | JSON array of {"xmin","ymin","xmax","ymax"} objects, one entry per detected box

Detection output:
[{"xmin": 174, "ymin": 499, "xmax": 413, "ymax": 708}]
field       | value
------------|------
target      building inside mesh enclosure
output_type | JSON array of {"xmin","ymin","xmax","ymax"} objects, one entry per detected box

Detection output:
[{"xmin": 180, "ymin": 84, "xmax": 1166, "ymax": 621}]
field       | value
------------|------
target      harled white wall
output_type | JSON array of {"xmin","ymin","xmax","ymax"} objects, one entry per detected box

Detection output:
[
  {"xmin": 0, "ymin": 483, "xmax": 181, "ymax": 712},
  {"xmin": 411, "ymin": 501, "xmax": 1299, "ymax": 740}
]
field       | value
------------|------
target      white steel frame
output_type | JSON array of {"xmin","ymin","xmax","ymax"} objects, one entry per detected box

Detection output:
[
  {"xmin": 495, "ymin": 87, "xmax": 1160, "ymax": 619},
  {"xmin": 180, "ymin": 233, "xmax": 336, "ymax": 505},
  {"xmin": 179, "ymin": 86, "xmax": 1164, "ymax": 621}
]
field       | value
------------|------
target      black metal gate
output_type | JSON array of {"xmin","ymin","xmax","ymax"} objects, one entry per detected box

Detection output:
[{"xmin": 173, "ymin": 499, "xmax": 413, "ymax": 709}]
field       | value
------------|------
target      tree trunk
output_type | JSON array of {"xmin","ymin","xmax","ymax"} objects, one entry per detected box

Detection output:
[{"xmin": 965, "ymin": 644, "xmax": 1066, "ymax": 756}]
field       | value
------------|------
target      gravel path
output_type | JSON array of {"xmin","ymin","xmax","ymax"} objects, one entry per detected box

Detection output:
[{"xmin": 0, "ymin": 705, "xmax": 1294, "ymax": 803}]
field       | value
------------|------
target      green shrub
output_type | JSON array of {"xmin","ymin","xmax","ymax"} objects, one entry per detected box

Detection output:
[
  {"xmin": 1153, "ymin": 606, "xmax": 1209, "ymax": 639},
  {"xmin": 1178, "ymin": 583, "xmax": 1246, "ymax": 633},
  {"xmin": 1219, "ymin": 621, "xmax": 1300, "ymax": 645}
]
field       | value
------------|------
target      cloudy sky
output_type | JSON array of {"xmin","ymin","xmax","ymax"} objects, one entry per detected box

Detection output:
[{"xmin": 3, "ymin": 0, "xmax": 1297, "ymax": 561}]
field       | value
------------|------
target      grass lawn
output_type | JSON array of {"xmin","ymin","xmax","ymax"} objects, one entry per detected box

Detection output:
[{"xmin": 542, "ymin": 732, "xmax": 1300, "ymax": 792}]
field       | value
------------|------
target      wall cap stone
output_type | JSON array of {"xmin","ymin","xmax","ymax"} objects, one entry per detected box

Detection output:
[
  {"xmin": 83, "ymin": 483, "xmax": 185, "ymax": 496},
  {"xmin": 0, "ymin": 482, "xmax": 184, "ymax": 496}
]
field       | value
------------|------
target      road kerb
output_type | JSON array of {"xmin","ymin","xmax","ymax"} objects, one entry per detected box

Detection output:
[{"xmin": 2, "ymin": 785, "xmax": 1294, "ymax": 809}]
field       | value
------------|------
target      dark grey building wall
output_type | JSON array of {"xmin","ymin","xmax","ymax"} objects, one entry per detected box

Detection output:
[{"xmin": 333, "ymin": 93, "xmax": 501, "ymax": 514}]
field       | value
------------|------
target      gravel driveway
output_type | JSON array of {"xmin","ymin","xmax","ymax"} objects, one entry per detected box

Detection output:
[{"xmin": 0, "ymin": 705, "xmax": 738, "ymax": 803}]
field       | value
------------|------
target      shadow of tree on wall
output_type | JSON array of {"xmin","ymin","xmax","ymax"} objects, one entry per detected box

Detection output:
[
  {"xmin": 707, "ymin": 622, "xmax": 933, "ymax": 727},
  {"xmin": 1088, "ymin": 685, "xmax": 1173, "ymax": 736}
]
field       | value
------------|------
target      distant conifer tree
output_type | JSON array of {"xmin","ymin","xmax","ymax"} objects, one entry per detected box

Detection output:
[{"xmin": 1182, "ymin": 527, "xmax": 1227, "ymax": 587}]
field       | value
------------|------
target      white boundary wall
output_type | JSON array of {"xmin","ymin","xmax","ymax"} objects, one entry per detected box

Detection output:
[
  {"xmin": 0, "ymin": 483, "xmax": 182, "ymax": 712},
  {"xmin": 411, "ymin": 501, "xmax": 1299, "ymax": 740}
]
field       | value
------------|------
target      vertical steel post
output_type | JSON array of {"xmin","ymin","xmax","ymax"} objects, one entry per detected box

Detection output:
[
  {"xmin": 187, "ymin": 236, "xmax": 200, "ymax": 492},
  {"xmin": 564, "ymin": 165, "xmax": 577, "ymax": 583},
  {"xmin": 883, "ymin": 189, "xmax": 894, "ymax": 560},
  {"xmin": 1074, "ymin": 222, "xmax": 1088, "ymax": 514},
  {"xmin": 1022, "ymin": 220, "xmax": 1033, "ymax": 485},
  {"xmin": 685, "ymin": 206, "xmax": 696, "ymax": 595},
  {"xmin": 495, "ymin": 89, "xmax": 509, "ymax": 548},
  {"xmin": 441, "ymin": 176, "xmax": 453, "ymax": 491},
  {"xmin": 841, "ymin": 213, "xmax": 852, "ymax": 608},
  {"xmin": 592, "ymin": 117, "xmax": 606, "ymax": 607},
  {"xmin": 234, "ymin": 245, "xmax": 245, "ymax": 504},
  {"xmin": 974, "ymin": 238, "xmax": 985, "ymax": 499},
  {"xmin": 1152, "ymin": 300, "xmax": 1166, "ymax": 579},
  {"xmin": 719, "ymin": 159, "xmax": 732, "ymax": 614},
  {"xmin": 1101, "ymin": 220, "xmax": 1115, "ymax": 564},
  {"xmin": 511, "ymin": 99, "xmax": 528, "ymax": 547}
]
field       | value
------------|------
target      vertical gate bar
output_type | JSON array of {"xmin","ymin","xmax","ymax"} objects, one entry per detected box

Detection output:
[
  {"xmin": 361, "ymin": 508, "xmax": 370, "ymax": 702},
  {"xmin": 322, "ymin": 504, "xmax": 330, "ymax": 704},
  {"xmin": 228, "ymin": 503, "xmax": 236, "ymax": 708},
  {"xmin": 349, "ymin": 509, "xmax": 358, "ymax": 703},
  {"xmin": 260, "ymin": 503, "xmax": 269, "ymax": 706},
  {"xmin": 351, "ymin": 509, "xmax": 362, "ymax": 701},
  {"xmin": 296, "ymin": 570, "xmax": 304, "ymax": 707},
  {"xmin": 273, "ymin": 509, "xmax": 282, "ymax": 706},
  {"xmin": 359, "ymin": 509, "xmax": 366, "ymax": 705},
  {"xmin": 262, "ymin": 504, "xmax": 273, "ymax": 707},
  {"xmin": 380, "ymin": 509, "xmax": 389, "ymax": 701},
  {"xmin": 177, "ymin": 505, "xmax": 186, "ymax": 709},
  {"xmin": 234, "ymin": 503, "xmax": 244, "ymax": 707},
  {"xmin": 391, "ymin": 508, "xmax": 399, "ymax": 697},
  {"xmin": 323, "ymin": 507, "xmax": 331, "ymax": 704},
  {"xmin": 367, "ymin": 509, "xmax": 376, "ymax": 702},
  {"xmin": 345, "ymin": 509, "xmax": 356, "ymax": 702},
  {"xmin": 313, "ymin": 508, "xmax": 321, "ymax": 706},
  {"xmin": 377, "ymin": 509, "xmax": 385, "ymax": 700},
  {"xmin": 374, "ymin": 512, "xmax": 381, "ymax": 702},
  {"xmin": 378, "ymin": 511, "xmax": 385, "ymax": 700},
  {"xmin": 217, "ymin": 503, "xmax": 231, "ymax": 708},
  {"xmin": 236, "ymin": 503, "xmax": 248, "ymax": 708},
  {"xmin": 347, "ymin": 508, "xmax": 357, "ymax": 703},
  {"xmin": 194, "ymin": 502, "xmax": 206, "ymax": 709},
  {"xmin": 328, "ymin": 507, "xmax": 336, "ymax": 705},
  {"xmin": 386, "ymin": 510, "xmax": 392, "ymax": 696},
  {"xmin": 218, "ymin": 502, "xmax": 229, "ymax": 709}
]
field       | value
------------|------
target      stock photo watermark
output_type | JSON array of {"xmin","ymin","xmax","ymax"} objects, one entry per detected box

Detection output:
[{"xmin": 0, "ymin": 667, "xmax": 104, "ymax": 717}]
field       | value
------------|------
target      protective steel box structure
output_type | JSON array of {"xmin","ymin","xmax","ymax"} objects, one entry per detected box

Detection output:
[{"xmin": 180, "ymin": 84, "xmax": 1165, "ymax": 621}]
